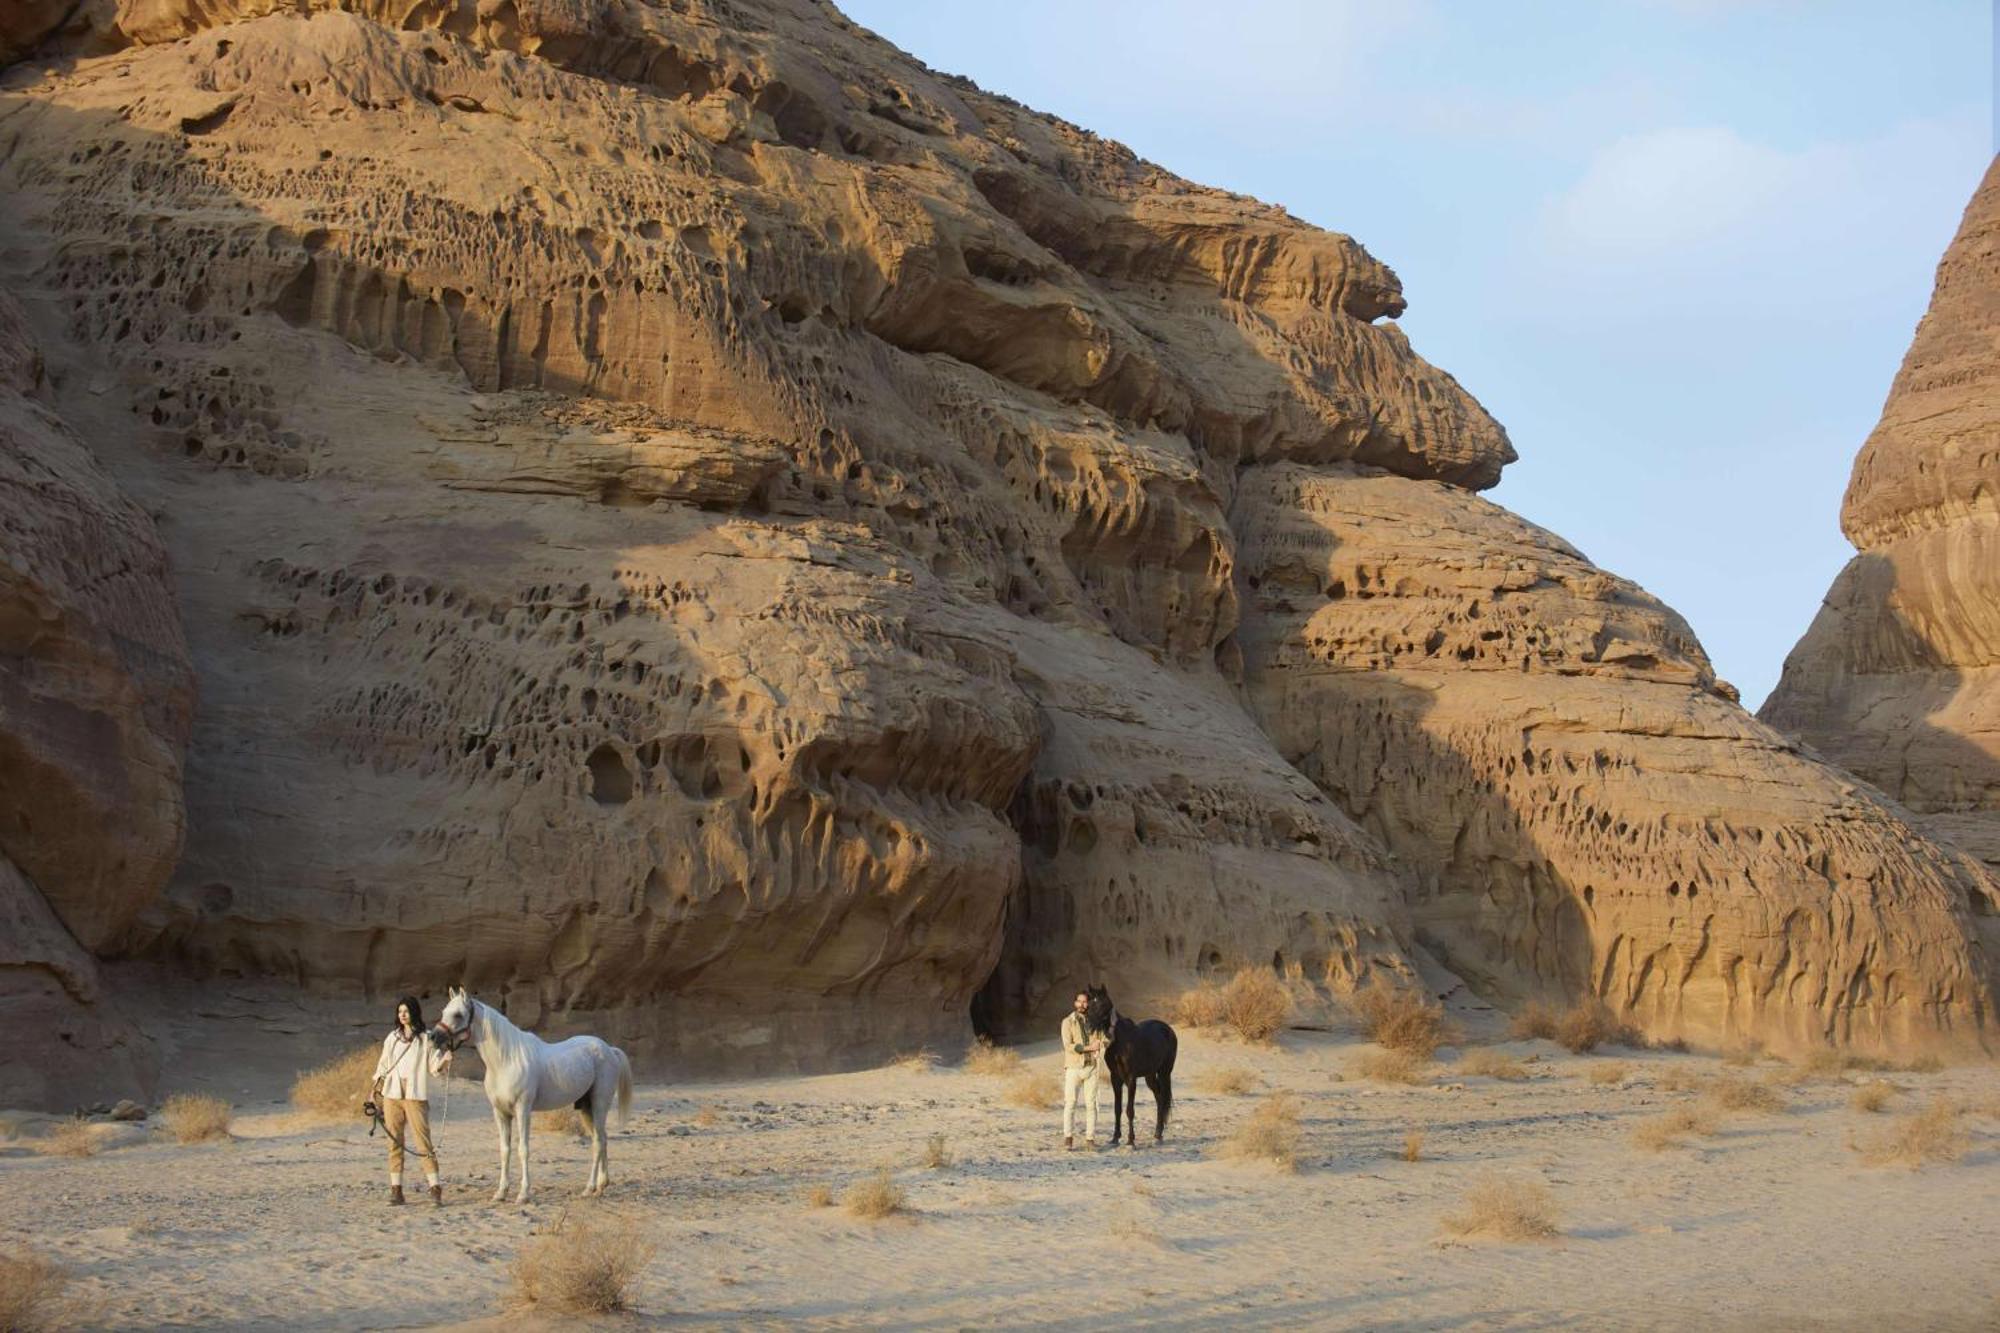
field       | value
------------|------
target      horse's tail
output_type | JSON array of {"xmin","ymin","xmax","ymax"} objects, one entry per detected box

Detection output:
[{"xmin": 612, "ymin": 1046, "xmax": 633, "ymax": 1131}]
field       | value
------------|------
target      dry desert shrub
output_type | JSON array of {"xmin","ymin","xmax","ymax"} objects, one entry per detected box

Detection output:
[
  {"xmin": 893, "ymin": 1049, "xmax": 939, "ymax": 1074},
  {"xmin": 1195, "ymin": 1067, "xmax": 1258, "ymax": 1096},
  {"xmin": 509, "ymin": 1207, "xmax": 655, "ymax": 1313},
  {"xmin": 1655, "ymin": 1066, "xmax": 1709, "ymax": 1094},
  {"xmin": 962, "ymin": 1039, "xmax": 1022, "ymax": 1077},
  {"xmin": 1354, "ymin": 1048, "xmax": 1429, "ymax": 1085},
  {"xmin": 1850, "ymin": 1082, "xmax": 1899, "ymax": 1114},
  {"xmin": 1459, "ymin": 1049, "xmax": 1528, "ymax": 1081},
  {"xmin": 1511, "ymin": 1000, "xmax": 1638, "ymax": 1053},
  {"xmin": 1173, "ymin": 983, "xmax": 1229, "ymax": 1030},
  {"xmin": 842, "ymin": 1170, "xmax": 907, "ymax": 1219},
  {"xmin": 1854, "ymin": 1097, "xmax": 1968, "ymax": 1168},
  {"xmin": 920, "ymin": 1133, "xmax": 952, "ymax": 1169},
  {"xmin": 692, "ymin": 1104, "xmax": 720, "ymax": 1128},
  {"xmin": 1441, "ymin": 1175, "xmax": 1561, "ymax": 1242},
  {"xmin": 1721, "ymin": 1041, "xmax": 1763, "ymax": 1068},
  {"xmin": 534, "ymin": 1108, "xmax": 588, "ymax": 1139},
  {"xmin": 159, "ymin": 1094, "xmax": 231, "ymax": 1144},
  {"xmin": 805, "ymin": 1184, "xmax": 834, "ymax": 1208},
  {"xmin": 290, "ymin": 1046, "xmax": 380, "ymax": 1121},
  {"xmin": 1350, "ymin": 981, "xmax": 1448, "ymax": 1058},
  {"xmin": 1703, "ymin": 1077, "xmax": 1784, "ymax": 1115},
  {"xmin": 1003, "ymin": 1072, "xmax": 1057, "ymax": 1111},
  {"xmin": 1220, "ymin": 968, "xmax": 1293, "ymax": 1043},
  {"xmin": 1215, "ymin": 1092, "xmax": 1300, "ymax": 1171},
  {"xmin": 1631, "ymin": 1106, "xmax": 1719, "ymax": 1151},
  {"xmin": 1586, "ymin": 1062, "xmax": 1630, "ymax": 1087},
  {"xmin": 1401, "ymin": 1127, "xmax": 1426, "ymax": 1162},
  {"xmin": 1900, "ymin": 1054, "xmax": 1945, "ymax": 1074},
  {"xmin": 39, "ymin": 1118, "xmax": 101, "ymax": 1159},
  {"xmin": 0, "ymin": 1247, "xmax": 84, "ymax": 1332}
]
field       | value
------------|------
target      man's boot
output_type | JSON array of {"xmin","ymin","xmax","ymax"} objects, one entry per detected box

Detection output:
[
  {"xmin": 389, "ymin": 1184, "xmax": 406, "ymax": 1205},
  {"xmin": 429, "ymin": 1184, "xmax": 444, "ymax": 1207},
  {"xmin": 1064, "ymin": 1135, "xmax": 1073, "ymax": 1150}
]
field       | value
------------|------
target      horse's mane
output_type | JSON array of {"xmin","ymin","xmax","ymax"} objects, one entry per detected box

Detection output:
[{"xmin": 470, "ymin": 996, "xmax": 531, "ymax": 1064}]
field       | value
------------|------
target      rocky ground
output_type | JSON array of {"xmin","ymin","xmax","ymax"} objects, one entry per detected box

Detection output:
[{"xmin": 3, "ymin": 1023, "xmax": 1996, "ymax": 1330}]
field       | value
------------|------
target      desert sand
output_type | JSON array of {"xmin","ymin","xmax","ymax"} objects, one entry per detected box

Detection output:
[{"xmin": 4, "ymin": 1009, "xmax": 1997, "ymax": 1331}]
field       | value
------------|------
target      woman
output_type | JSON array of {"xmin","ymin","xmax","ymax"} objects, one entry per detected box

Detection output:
[{"xmin": 369, "ymin": 995, "xmax": 452, "ymax": 1205}]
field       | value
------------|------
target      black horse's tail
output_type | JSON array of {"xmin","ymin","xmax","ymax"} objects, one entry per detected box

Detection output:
[{"xmin": 1157, "ymin": 1068, "xmax": 1173, "ymax": 1133}]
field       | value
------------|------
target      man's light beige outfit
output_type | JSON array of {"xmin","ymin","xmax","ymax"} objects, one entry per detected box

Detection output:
[{"xmin": 1061, "ymin": 1011, "xmax": 1104, "ymax": 1142}]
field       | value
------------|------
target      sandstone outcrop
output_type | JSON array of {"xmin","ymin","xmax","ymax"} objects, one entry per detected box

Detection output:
[
  {"xmin": 0, "ymin": 0, "xmax": 1991, "ymax": 1091},
  {"xmin": 1764, "ymin": 159, "xmax": 2000, "ymax": 902},
  {"xmin": 0, "ymin": 287, "xmax": 191, "ymax": 1104}
]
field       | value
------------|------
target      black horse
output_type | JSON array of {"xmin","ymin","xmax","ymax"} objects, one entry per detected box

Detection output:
[{"xmin": 1084, "ymin": 984, "xmax": 1176, "ymax": 1146}]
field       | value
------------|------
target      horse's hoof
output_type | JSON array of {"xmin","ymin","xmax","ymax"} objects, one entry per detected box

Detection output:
[{"xmin": 490, "ymin": 1192, "xmax": 508, "ymax": 1204}]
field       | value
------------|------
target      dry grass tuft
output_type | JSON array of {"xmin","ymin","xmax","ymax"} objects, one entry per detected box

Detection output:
[
  {"xmin": 1194, "ymin": 1067, "xmax": 1258, "ymax": 1096},
  {"xmin": 892, "ymin": 1048, "xmax": 939, "ymax": 1074},
  {"xmin": 1003, "ymin": 1072, "xmax": 1057, "ymax": 1111},
  {"xmin": 1219, "ymin": 968, "xmax": 1293, "ymax": 1043},
  {"xmin": 1441, "ymin": 1175, "xmax": 1561, "ymax": 1242},
  {"xmin": 0, "ymin": 1247, "xmax": 86, "ymax": 1332},
  {"xmin": 1512, "ymin": 1000, "xmax": 1639, "ymax": 1054},
  {"xmin": 39, "ymin": 1118, "xmax": 102, "ymax": 1159},
  {"xmin": 509, "ymin": 1207, "xmax": 655, "ymax": 1313},
  {"xmin": 1850, "ymin": 1082, "xmax": 1899, "ymax": 1114},
  {"xmin": 1854, "ymin": 1097, "xmax": 1967, "ymax": 1168},
  {"xmin": 159, "ymin": 1094, "xmax": 231, "ymax": 1144},
  {"xmin": 842, "ymin": 1169, "xmax": 907, "ymax": 1219},
  {"xmin": 1703, "ymin": 1077, "xmax": 1784, "ymax": 1115},
  {"xmin": 1350, "ymin": 980, "xmax": 1449, "ymax": 1058},
  {"xmin": 1631, "ymin": 1105, "xmax": 1720, "ymax": 1151},
  {"xmin": 805, "ymin": 1184, "xmax": 834, "ymax": 1209},
  {"xmin": 1173, "ymin": 983, "xmax": 1228, "ymax": 1030},
  {"xmin": 1105, "ymin": 1189, "xmax": 1169, "ymax": 1247},
  {"xmin": 962, "ymin": 1039, "xmax": 1022, "ymax": 1077},
  {"xmin": 1900, "ymin": 1054, "xmax": 1946, "ymax": 1074},
  {"xmin": 1586, "ymin": 1062, "xmax": 1630, "ymax": 1087},
  {"xmin": 1459, "ymin": 1049, "xmax": 1528, "ymax": 1081},
  {"xmin": 534, "ymin": 1107, "xmax": 588, "ymax": 1139},
  {"xmin": 290, "ymin": 1046, "xmax": 380, "ymax": 1121},
  {"xmin": 920, "ymin": 1134, "xmax": 952, "ymax": 1169},
  {"xmin": 1215, "ymin": 1092, "xmax": 1301, "ymax": 1171},
  {"xmin": 692, "ymin": 1104, "xmax": 720, "ymax": 1128},
  {"xmin": 1401, "ymin": 1127, "xmax": 1426, "ymax": 1162},
  {"xmin": 1353, "ymin": 1048, "xmax": 1430, "ymax": 1085},
  {"xmin": 1720, "ymin": 1041, "xmax": 1763, "ymax": 1068},
  {"xmin": 1655, "ymin": 1066, "xmax": 1709, "ymax": 1094}
]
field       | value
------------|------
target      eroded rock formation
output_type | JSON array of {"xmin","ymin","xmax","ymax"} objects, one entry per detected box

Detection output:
[
  {"xmin": 0, "ymin": 287, "xmax": 192, "ymax": 1104},
  {"xmin": 1763, "ymin": 158, "xmax": 2000, "ymax": 937},
  {"xmin": 0, "ymin": 0, "xmax": 1991, "ymax": 1093}
]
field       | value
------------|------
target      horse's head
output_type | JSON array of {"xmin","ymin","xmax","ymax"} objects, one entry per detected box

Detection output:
[
  {"xmin": 1084, "ymin": 984, "xmax": 1114, "ymax": 1037},
  {"xmin": 431, "ymin": 986, "xmax": 476, "ymax": 1051}
]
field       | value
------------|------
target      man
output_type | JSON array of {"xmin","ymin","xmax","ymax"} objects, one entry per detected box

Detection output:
[{"xmin": 1060, "ymin": 988, "xmax": 1107, "ymax": 1150}]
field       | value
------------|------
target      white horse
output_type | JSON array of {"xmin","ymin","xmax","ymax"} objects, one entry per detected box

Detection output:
[{"xmin": 431, "ymin": 987, "xmax": 633, "ymax": 1203}]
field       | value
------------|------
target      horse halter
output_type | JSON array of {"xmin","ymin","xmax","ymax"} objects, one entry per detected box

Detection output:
[{"xmin": 432, "ymin": 998, "xmax": 476, "ymax": 1052}]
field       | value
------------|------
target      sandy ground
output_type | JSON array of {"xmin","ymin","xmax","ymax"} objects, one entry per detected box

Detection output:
[{"xmin": 4, "ymin": 1026, "xmax": 1998, "ymax": 1331}]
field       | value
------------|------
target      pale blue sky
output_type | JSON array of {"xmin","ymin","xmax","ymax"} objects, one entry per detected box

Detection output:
[{"xmin": 840, "ymin": 0, "xmax": 1994, "ymax": 709}]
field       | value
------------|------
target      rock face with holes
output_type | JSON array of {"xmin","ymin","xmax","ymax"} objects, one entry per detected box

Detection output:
[
  {"xmin": 1233, "ymin": 465, "xmax": 1998, "ymax": 1052},
  {"xmin": 0, "ymin": 0, "xmax": 1991, "ymax": 1084},
  {"xmin": 0, "ymin": 287, "xmax": 192, "ymax": 1105},
  {"xmin": 1763, "ymin": 161, "xmax": 2000, "ymax": 915}
]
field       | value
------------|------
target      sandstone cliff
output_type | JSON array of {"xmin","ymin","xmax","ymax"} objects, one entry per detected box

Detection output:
[
  {"xmin": 0, "ymin": 0, "xmax": 1991, "ymax": 1098},
  {"xmin": 1764, "ymin": 158, "xmax": 2000, "ymax": 934}
]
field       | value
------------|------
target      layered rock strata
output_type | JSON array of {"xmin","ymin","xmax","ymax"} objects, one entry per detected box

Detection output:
[
  {"xmin": 0, "ymin": 0, "xmax": 1990, "ymax": 1088},
  {"xmin": 1764, "ymin": 159, "xmax": 2000, "ymax": 902}
]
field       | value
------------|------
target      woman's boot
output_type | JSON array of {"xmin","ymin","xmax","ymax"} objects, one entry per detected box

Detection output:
[{"xmin": 429, "ymin": 1184, "xmax": 443, "ymax": 1207}]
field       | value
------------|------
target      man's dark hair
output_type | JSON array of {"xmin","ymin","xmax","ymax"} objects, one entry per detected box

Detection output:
[{"xmin": 394, "ymin": 994, "xmax": 425, "ymax": 1031}]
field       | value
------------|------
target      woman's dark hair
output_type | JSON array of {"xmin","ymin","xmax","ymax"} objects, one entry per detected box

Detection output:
[{"xmin": 394, "ymin": 995, "xmax": 425, "ymax": 1031}]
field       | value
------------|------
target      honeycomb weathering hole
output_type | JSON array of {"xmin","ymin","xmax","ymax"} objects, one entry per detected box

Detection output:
[{"xmin": 587, "ymin": 743, "xmax": 634, "ymax": 805}]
